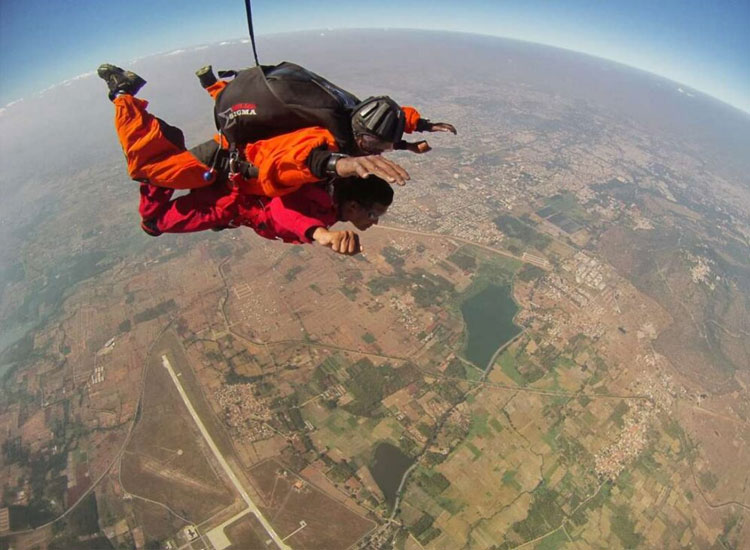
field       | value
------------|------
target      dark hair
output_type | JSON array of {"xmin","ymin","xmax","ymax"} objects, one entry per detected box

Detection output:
[{"xmin": 333, "ymin": 176, "xmax": 394, "ymax": 209}]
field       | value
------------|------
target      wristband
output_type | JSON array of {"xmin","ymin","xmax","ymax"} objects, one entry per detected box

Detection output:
[{"xmin": 326, "ymin": 153, "xmax": 349, "ymax": 176}]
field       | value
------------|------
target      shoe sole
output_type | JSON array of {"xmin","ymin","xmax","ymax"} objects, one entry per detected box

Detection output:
[
  {"xmin": 97, "ymin": 63, "xmax": 146, "ymax": 96},
  {"xmin": 97, "ymin": 63, "xmax": 123, "ymax": 80}
]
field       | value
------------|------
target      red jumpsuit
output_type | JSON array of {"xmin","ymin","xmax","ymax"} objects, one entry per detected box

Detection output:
[{"xmin": 140, "ymin": 181, "xmax": 338, "ymax": 242}]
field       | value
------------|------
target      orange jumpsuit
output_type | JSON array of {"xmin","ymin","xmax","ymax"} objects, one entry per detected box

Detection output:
[
  {"xmin": 112, "ymin": 80, "xmax": 422, "ymax": 198},
  {"xmin": 113, "ymin": 94, "xmax": 338, "ymax": 197}
]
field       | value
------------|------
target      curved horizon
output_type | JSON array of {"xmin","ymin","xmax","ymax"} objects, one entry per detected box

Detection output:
[
  {"xmin": 1, "ymin": 0, "xmax": 748, "ymax": 114},
  {"xmin": 3, "ymin": 27, "xmax": 749, "ymax": 118}
]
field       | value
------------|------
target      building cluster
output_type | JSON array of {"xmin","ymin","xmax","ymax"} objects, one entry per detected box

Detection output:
[
  {"xmin": 566, "ymin": 252, "xmax": 608, "ymax": 291},
  {"xmin": 215, "ymin": 384, "xmax": 274, "ymax": 442},
  {"xmin": 88, "ymin": 365, "xmax": 105, "ymax": 387},
  {"xmin": 321, "ymin": 383, "xmax": 347, "ymax": 403},
  {"xmin": 388, "ymin": 295, "xmax": 419, "ymax": 333},
  {"xmin": 595, "ymin": 357, "xmax": 684, "ymax": 480},
  {"xmin": 544, "ymin": 273, "xmax": 592, "ymax": 309},
  {"xmin": 354, "ymin": 523, "xmax": 400, "ymax": 550},
  {"xmin": 386, "ymin": 155, "xmax": 525, "ymax": 247},
  {"xmin": 687, "ymin": 252, "xmax": 715, "ymax": 289},
  {"xmin": 594, "ymin": 406, "xmax": 652, "ymax": 480}
]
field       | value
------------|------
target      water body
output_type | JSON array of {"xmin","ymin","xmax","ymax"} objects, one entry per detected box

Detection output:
[
  {"xmin": 0, "ymin": 321, "xmax": 35, "ymax": 364},
  {"xmin": 461, "ymin": 284, "xmax": 521, "ymax": 367},
  {"xmin": 369, "ymin": 442, "xmax": 414, "ymax": 505}
]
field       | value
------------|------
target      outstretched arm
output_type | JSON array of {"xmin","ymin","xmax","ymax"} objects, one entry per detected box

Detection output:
[
  {"xmin": 398, "ymin": 106, "xmax": 457, "ymax": 154},
  {"xmin": 402, "ymin": 106, "xmax": 457, "ymax": 135},
  {"xmin": 333, "ymin": 155, "xmax": 410, "ymax": 185}
]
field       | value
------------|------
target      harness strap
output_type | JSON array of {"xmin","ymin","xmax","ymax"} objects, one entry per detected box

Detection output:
[
  {"xmin": 217, "ymin": 70, "xmax": 238, "ymax": 79},
  {"xmin": 244, "ymin": 0, "xmax": 260, "ymax": 67}
]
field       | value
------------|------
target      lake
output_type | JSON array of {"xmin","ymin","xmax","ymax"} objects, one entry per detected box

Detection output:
[
  {"xmin": 460, "ymin": 284, "xmax": 521, "ymax": 368},
  {"xmin": 369, "ymin": 442, "xmax": 414, "ymax": 506}
]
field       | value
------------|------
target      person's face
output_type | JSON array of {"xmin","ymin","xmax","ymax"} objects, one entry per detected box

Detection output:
[
  {"xmin": 342, "ymin": 201, "xmax": 389, "ymax": 230},
  {"xmin": 355, "ymin": 133, "xmax": 394, "ymax": 155}
]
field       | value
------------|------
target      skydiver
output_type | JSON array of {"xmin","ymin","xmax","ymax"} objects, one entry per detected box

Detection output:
[
  {"xmin": 137, "ymin": 174, "xmax": 390, "ymax": 255},
  {"xmin": 99, "ymin": 63, "xmax": 410, "ymax": 197},
  {"xmin": 98, "ymin": 65, "xmax": 391, "ymax": 255},
  {"xmin": 198, "ymin": 61, "xmax": 458, "ymax": 158}
]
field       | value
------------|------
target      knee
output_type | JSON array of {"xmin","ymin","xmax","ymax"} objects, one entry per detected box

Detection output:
[{"xmin": 157, "ymin": 118, "xmax": 187, "ymax": 149}]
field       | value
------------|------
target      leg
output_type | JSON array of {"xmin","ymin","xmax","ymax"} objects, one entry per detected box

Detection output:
[
  {"xmin": 138, "ymin": 183, "xmax": 174, "ymax": 235},
  {"xmin": 206, "ymin": 80, "xmax": 228, "ymax": 100},
  {"xmin": 142, "ymin": 182, "xmax": 240, "ymax": 235},
  {"xmin": 113, "ymin": 95, "xmax": 213, "ymax": 189},
  {"xmin": 196, "ymin": 65, "xmax": 229, "ymax": 100}
]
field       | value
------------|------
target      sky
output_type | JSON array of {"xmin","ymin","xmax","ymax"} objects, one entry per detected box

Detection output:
[{"xmin": 1, "ymin": 0, "xmax": 748, "ymax": 113}]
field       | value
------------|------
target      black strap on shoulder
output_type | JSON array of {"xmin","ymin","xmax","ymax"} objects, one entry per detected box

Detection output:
[{"xmin": 244, "ymin": 0, "xmax": 260, "ymax": 66}]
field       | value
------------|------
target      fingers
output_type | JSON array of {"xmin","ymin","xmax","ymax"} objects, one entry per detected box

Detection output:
[
  {"xmin": 416, "ymin": 141, "xmax": 431, "ymax": 154},
  {"xmin": 350, "ymin": 232, "xmax": 361, "ymax": 255},
  {"xmin": 432, "ymin": 122, "xmax": 457, "ymax": 134},
  {"xmin": 330, "ymin": 231, "xmax": 362, "ymax": 255},
  {"xmin": 335, "ymin": 154, "xmax": 410, "ymax": 185},
  {"xmin": 354, "ymin": 163, "xmax": 371, "ymax": 179},
  {"xmin": 357, "ymin": 155, "xmax": 410, "ymax": 186}
]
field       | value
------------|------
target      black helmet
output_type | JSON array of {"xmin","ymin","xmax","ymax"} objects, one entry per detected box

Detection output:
[{"xmin": 351, "ymin": 96, "xmax": 405, "ymax": 143}]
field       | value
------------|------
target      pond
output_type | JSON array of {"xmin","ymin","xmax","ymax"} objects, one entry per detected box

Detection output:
[
  {"xmin": 369, "ymin": 442, "xmax": 414, "ymax": 506},
  {"xmin": 460, "ymin": 284, "xmax": 521, "ymax": 368}
]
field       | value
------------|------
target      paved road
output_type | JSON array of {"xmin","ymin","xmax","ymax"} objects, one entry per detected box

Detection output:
[{"xmin": 162, "ymin": 355, "xmax": 290, "ymax": 550}]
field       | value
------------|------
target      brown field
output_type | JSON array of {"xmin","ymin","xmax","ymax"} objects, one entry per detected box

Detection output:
[
  {"xmin": 131, "ymin": 497, "xmax": 187, "ymax": 544},
  {"xmin": 5, "ymin": 525, "xmax": 53, "ymax": 550},
  {"xmin": 120, "ymin": 338, "xmax": 234, "ymax": 525},
  {"xmin": 226, "ymin": 514, "xmax": 269, "ymax": 549},
  {"xmin": 247, "ymin": 459, "xmax": 376, "ymax": 550}
]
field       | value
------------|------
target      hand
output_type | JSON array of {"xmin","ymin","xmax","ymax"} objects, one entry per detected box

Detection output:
[
  {"xmin": 429, "ymin": 122, "xmax": 457, "ymax": 134},
  {"xmin": 405, "ymin": 140, "xmax": 432, "ymax": 154},
  {"xmin": 312, "ymin": 227, "xmax": 362, "ymax": 255},
  {"xmin": 335, "ymin": 155, "xmax": 410, "ymax": 186}
]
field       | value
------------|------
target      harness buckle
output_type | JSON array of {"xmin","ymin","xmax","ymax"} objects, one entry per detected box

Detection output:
[{"xmin": 229, "ymin": 149, "xmax": 241, "ymax": 174}]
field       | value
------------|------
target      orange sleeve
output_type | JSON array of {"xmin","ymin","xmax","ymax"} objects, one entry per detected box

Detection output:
[
  {"xmin": 240, "ymin": 127, "xmax": 340, "ymax": 197},
  {"xmin": 401, "ymin": 106, "xmax": 422, "ymax": 134}
]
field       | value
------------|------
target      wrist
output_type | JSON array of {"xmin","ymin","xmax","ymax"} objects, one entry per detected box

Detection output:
[
  {"xmin": 415, "ymin": 118, "xmax": 433, "ymax": 132},
  {"xmin": 326, "ymin": 153, "xmax": 349, "ymax": 176},
  {"xmin": 311, "ymin": 226, "xmax": 329, "ymax": 243}
]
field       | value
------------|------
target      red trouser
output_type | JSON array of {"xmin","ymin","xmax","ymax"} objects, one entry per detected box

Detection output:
[
  {"xmin": 138, "ymin": 182, "xmax": 240, "ymax": 234},
  {"xmin": 113, "ymin": 95, "xmax": 213, "ymax": 190},
  {"xmin": 112, "ymin": 92, "xmax": 241, "ymax": 234}
]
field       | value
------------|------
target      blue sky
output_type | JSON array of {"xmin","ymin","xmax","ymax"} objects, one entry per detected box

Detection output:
[{"xmin": 1, "ymin": 0, "xmax": 748, "ymax": 112}]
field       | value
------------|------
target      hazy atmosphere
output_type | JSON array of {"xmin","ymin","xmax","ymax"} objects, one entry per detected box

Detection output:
[{"xmin": 1, "ymin": 2, "xmax": 749, "ymax": 549}]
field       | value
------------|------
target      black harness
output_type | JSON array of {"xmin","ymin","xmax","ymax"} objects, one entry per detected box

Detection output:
[
  {"xmin": 212, "ymin": 62, "xmax": 361, "ymax": 154},
  {"xmin": 189, "ymin": 139, "xmax": 258, "ymax": 182}
]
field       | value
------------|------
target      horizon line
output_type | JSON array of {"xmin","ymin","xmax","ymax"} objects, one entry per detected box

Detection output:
[{"xmin": 2, "ymin": 28, "xmax": 749, "ymax": 117}]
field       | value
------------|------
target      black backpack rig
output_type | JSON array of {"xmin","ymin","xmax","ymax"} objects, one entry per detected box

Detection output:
[{"xmin": 210, "ymin": 61, "xmax": 362, "ymax": 154}]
